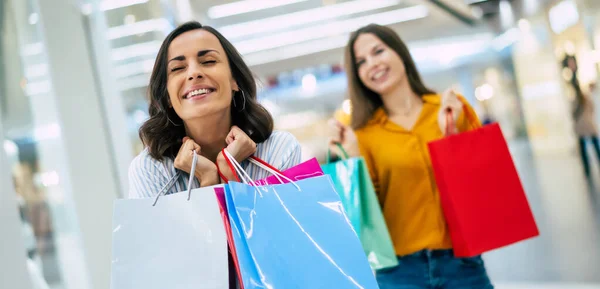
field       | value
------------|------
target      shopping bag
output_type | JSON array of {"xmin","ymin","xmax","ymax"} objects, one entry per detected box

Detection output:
[
  {"xmin": 222, "ymin": 150, "xmax": 379, "ymax": 289},
  {"xmin": 214, "ymin": 156, "xmax": 325, "ymax": 289},
  {"xmin": 427, "ymin": 108, "xmax": 539, "ymax": 257},
  {"xmin": 111, "ymin": 152, "xmax": 229, "ymax": 289},
  {"xmin": 251, "ymin": 157, "xmax": 324, "ymax": 185},
  {"xmin": 322, "ymin": 144, "xmax": 398, "ymax": 270}
]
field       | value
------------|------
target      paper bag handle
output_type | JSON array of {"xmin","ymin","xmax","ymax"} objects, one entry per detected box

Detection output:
[
  {"xmin": 445, "ymin": 102, "xmax": 481, "ymax": 136},
  {"xmin": 326, "ymin": 143, "xmax": 350, "ymax": 164},
  {"xmin": 152, "ymin": 150, "xmax": 198, "ymax": 206}
]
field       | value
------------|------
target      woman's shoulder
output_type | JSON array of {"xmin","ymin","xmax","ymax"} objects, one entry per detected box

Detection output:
[
  {"xmin": 253, "ymin": 130, "xmax": 301, "ymax": 171},
  {"xmin": 258, "ymin": 130, "xmax": 299, "ymax": 149},
  {"xmin": 129, "ymin": 148, "xmax": 173, "ymax": 175}
]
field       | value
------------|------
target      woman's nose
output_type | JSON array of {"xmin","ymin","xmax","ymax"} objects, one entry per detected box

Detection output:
[{"xmin": 187, "ymin": 63, "xmax": 203, "ymax": 81}]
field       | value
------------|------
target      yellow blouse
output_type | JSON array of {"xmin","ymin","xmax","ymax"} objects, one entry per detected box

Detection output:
[{"xmin": 355, "ymin": 94, "xmax": 480, "ymax": 256}]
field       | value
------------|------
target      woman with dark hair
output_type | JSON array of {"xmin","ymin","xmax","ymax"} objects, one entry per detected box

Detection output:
[
  {"xmin": 128, "ymin": 21, "xmax": 301, "ymax": 198},
  {"xmin": 330, "ymin": 24, "xmax": 493, "ymax": 288}
]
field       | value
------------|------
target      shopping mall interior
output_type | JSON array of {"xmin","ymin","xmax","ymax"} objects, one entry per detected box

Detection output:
[{"xmin": 2, "ymin": 0, "xmax": 600, "ymax": 288}]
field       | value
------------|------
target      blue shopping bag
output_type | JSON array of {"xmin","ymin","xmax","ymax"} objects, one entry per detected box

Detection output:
[{"xmin": 224, "ymin": 175, "xmax": 379, "ymax": 289}]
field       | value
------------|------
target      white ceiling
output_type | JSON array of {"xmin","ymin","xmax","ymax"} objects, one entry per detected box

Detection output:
[
  {"xmin": 187, "ymin": 0, "xmax": 492, "ymax": 76},
  {"xmin": 2, "ymin": 0, "xmax": 564, "ymax": 140}
]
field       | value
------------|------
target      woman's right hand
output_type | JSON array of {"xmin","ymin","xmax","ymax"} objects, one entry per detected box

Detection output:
[
  {"xmin": 174, "ymin": 137, "xmax": 219, "ymax": 186},
  {"xmin": 328, "ymin": 119, "xmax": 360, "ymax": 158}
]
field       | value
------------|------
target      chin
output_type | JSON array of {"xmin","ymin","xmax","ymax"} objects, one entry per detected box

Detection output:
[
  {"xmin": 183, "ymin": 103, "xmax": 230, "ymax": 119},
  {"xmin": 372, "ymin": 83, "xmax": 394, "ymax": 95}
]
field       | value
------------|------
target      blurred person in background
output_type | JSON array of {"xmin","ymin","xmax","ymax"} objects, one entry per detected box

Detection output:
[
  {"xmin": 572, "ymin": 81, "xmax": 600, "ymax": 179},
  {"xmin": 128, "ymin": 21, "xmax": 301, "ymax": 288},
  {"xmin": 330, "ymin": 24, "xmax": 492, "ymax": 288}
]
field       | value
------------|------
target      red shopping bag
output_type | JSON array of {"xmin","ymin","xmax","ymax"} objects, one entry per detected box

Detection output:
[{"xmin": 428, "ymin": 109, "xmax": 539, "ymax": 257}]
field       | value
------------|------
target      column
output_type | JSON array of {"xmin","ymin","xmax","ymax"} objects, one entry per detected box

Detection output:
[{"xmin": 35, "ymin": 0, "xmax": 123, "ymax": 288}]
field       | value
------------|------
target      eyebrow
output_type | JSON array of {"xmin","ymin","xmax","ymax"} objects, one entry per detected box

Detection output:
[
  {"xmin": 356, "ymin": 44, "xmax": 383, "ymax": 61},
  {"xmin": 168, "ymin": 49, "xmax": 219, "ymax": 63}
]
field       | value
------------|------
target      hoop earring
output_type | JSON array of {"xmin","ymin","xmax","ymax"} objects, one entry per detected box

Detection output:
[{"xmin": 232, "ymin": 90, "xmax": 247, "ymax": 112}]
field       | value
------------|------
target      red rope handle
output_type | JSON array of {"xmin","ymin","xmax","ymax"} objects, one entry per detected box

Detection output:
[
  {"xmin": 220, "ymin": 148, "xmax": 241, "ymax": 183},
  {"xmin": 215, "ymin": 160, "xmax": 230, "ymax": 183},
  {"xmin": 249, "ymin": 156, "xmax": 284, "ymax": 175},
  {"xmin": 218, "ymin": 149, "xmax": 284, "ymax": 183}
]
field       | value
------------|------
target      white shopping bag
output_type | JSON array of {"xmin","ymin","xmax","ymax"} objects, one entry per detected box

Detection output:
[{"xmin": 111, "ymin": 152, "xmax": 228, "ymax": 289}]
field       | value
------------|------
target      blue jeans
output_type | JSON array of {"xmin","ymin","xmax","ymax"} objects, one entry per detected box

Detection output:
[{"xmin": 376, "ymin": 250, "xmax": 493, "ymax": 289}]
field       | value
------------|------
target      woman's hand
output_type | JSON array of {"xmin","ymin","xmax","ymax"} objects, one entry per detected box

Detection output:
[
  {"xmin": 438, "ymin": 89, "xmax": 463, "ymax": 135},
  {"xmin": 225, "ymin": 126, "xmax": 257, "ymax": 162},
  {"xmin": 216, "ymin": 126, "xmax": 257, "ymax": 182},
  {"xmin": 328, "ymin": 119, "xmax": 360, "ymax": 158},
  {"xmin": 174, "ymin": 137, "xmax": 219, "ymax": 186}
]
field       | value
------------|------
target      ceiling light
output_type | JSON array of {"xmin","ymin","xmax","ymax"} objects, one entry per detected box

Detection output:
[
  {"xmin": 491, "ymin": 28, "xmax": 520, "ymax": 51},
  {"xmin": 29, "ymin": 13, "xmax": 39, "ymax": 25},
  {"xmin": 219, "ymin": 0, "xmax": 401, "ymax": 40},
  {"xmin": 245, "ymin": 35, "xmax": 349, "ymax": 66},
  {"xmin": 101, "ymin": 0, "xmax": 149, "ymax": 11},
  {"xmin": 21, "ymin": 42, "xmax": 44, "ymax": 56},
  {"xmin": 4, "ymin": 140, "xmax": 18, "ymax": 156},
  {"xmin": 111, "ymin": 41, "xmax": 162, "ymax": 61},
  {"xmin": 81, "ymin": 0, "xmax": 149, "ymax": 14},
  {"xmin": 207, "ymin": 0, "xmax": 309, "ymax": 19},
  {"xmin": 549, "ymin": 0, "xmax": 579, "ymax": 34},
  {"xmin": 115, "ymin": 59, "xmax": 155, "ymax": 78},
  {"xmin": 107, "ymin": 18, "xmax": 171, "ymax": 40},
  {"xmin": 302, "ymin": 74, "xmax": 317, "ymax": 93},
  {"xmin": 235, "ymin": 5, "xmax": 428, "ymax": 54},
  {"xmin": 246, "ymin": 33, "xmax": 492, "ymax": 67},
  {"xmin": 24, "ymin": 63, "xmax": 49, "ymax": 79}
]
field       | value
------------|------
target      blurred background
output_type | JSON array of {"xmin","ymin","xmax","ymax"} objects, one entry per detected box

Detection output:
[{"xmin": 1, "ymin": 0, "xmax": 600, "ymax": 288}]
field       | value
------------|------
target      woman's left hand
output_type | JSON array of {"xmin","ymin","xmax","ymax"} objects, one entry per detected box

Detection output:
[
  {"xmin": 438, "ymin": 89, "xmax": 463, "ymax": 135},
  {"xmin": 216, "ymin": 126, "xmax": 257, "ymax": 182},
  {"xmin": 224, "ymin": 126, "xmax": 257, "ymax": 162}
]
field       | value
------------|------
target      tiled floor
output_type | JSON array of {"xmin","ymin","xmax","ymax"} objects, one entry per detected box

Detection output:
[{"xmin": 484, "ymin": 139, "xmax": 600, "ymax": 286}]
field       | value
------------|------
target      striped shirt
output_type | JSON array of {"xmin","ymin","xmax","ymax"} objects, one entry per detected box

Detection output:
[{"xmin": 127, "ymin": 130, "xmax": 302, "ymax": 199}]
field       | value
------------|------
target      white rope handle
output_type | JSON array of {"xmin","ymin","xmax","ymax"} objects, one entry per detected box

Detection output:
[
  {"xmin": 186, "ymin": 150, "xmax": 198, "ymax": 201},
  {"xmin": 222, "ymin": 149, "xmax": 301, "ymax": 192},
  {"xmin": 247, "ymin": 158, "xmax": 300, "ymax": 191},
  {"xmin": 153, "ymin": 150, "xmax": 198, "ymax": 206},
  {"xmin": 223, "ymin": 149, "xmax": 254, "ymax": 184}
]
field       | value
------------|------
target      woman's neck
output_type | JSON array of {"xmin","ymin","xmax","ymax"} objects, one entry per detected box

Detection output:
[
  {"xmin": 381, "ymin": 81, "xmax": 422, "ymax": 117},
  {"xmin": 184, "ymin": 111, "xmax": 231, "ymax": 162}
]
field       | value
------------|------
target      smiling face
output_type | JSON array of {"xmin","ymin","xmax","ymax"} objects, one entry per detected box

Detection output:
[
  {"xmin": 353, "ymin": 33, "xmax": 407, "ymax": 97},
  {"xmin": 166, "ymin": 29, "xmax": 238, "ymax": 122}
]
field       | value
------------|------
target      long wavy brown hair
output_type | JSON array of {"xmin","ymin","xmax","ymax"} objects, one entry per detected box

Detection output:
[
  {"xmin": 345, "ymin": 24, "xmax": 434, "ymax": 129},
  {"xmin": 139, "ymin": 21, "xmax": 273, "ymax": 160}
]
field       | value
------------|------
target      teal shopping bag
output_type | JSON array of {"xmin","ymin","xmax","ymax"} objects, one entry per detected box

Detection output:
[{"xmin": 322, "ymin": 144, "xmax": 398, "ymax": 270}]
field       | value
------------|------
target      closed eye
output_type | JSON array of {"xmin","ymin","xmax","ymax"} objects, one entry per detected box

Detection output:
[
  {"xmin": 170, "ymin": 67, "xmax": 184, "ymax": 72},
  {"xmin": 375, "ymin": 49, "xmax": 384, "ymax": 55},
  {"xmin": 356, "ymin": 59, "xmax": 365, "ymax": 67},
  {"xmin": 203, "ymin": 60, "xmax": 217, "ymax": 65}
]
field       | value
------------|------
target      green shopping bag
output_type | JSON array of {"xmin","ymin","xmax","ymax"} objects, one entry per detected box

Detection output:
[{"xmin": 322, "ymin": 144, "xmax": 398, "ymax": 270}]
